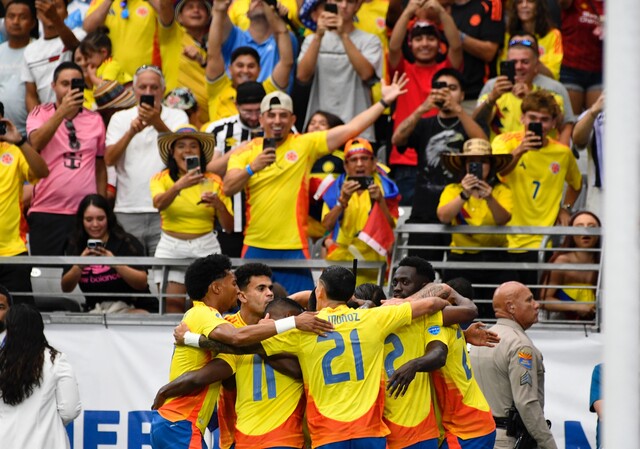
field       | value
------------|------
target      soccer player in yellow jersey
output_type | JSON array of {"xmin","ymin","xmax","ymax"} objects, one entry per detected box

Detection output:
[
  {"xmin": 150, "ymin": 255, "xmax": 332, "ymax": 449},
  {"xmin": 261, "ymin": 266, "xmax": 451, "ymax": 449},
  {"xmin": 492, "ymin": 90, "xmax": 581, "ymax": 287},
  {"xmin": 223, "ymin": 73, "xmax": 408, "ymax": 294},
  {"xmin": 383, "ymin": 257, "xmax": 478, "ymax": 449}
]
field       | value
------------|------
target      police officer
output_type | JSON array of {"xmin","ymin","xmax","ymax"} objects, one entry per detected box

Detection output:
[{"xmin": 469, "ymin": 281, "xmax": 557, "ymax": 449}]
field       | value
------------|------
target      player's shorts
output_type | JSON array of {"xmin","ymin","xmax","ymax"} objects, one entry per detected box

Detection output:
[
  {"xmin": 403, "ymin": 438, "xmax": 439, "ymax": 449},
  {"xmin": 316, "ymin": 437, "xmax": 387, "ymax": 449},
  {"xmin": 150, "ymin": 412, "xmax": 205, "ymax": 449},
  {"xmin": 440, "ymin": 430, "xmax": 497, "ymax": 449}
]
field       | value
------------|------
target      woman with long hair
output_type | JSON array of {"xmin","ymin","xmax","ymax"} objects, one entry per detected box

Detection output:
[
  {"xmin": 151, "ymin": 125, "xmax": 233, "ymax": 313},
  {"xmin": 61, "ymin": 194, "xmax": 153, "ymax": 313},
  {"xmin": 540, "ymin": 210, "xmax": 601, "ymax": 320},
  {"xmin": 499, "ymin": 0, "xmax": 563, "ymax": 79},
  {"xmin": 0, "ymin": 304, "xmax": 81, "ymax": 448}
]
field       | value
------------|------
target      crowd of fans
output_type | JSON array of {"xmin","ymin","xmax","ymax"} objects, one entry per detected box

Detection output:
[{"xmin": 0, "ymin": 0, "xmax": 604, "ymax": 317}]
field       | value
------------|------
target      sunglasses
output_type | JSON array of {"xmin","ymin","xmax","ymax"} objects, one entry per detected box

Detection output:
[
  {"xmin": 65, "ymin": 121, "xmax": 80, "ymax": 150},
  {"xmin": 135, "ymin": 64, "xmax": 163, "ymax": 77},
  {"xmin": 508, "ymin": 38, "xmax": 537, "ymax": 49},
  {"xmin": 120, "ymin": 0, "xmax": 129, "ymax": 19}
]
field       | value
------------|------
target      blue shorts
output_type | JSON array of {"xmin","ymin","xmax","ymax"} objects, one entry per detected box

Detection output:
[
  {"xmin": 560, "ymin": 65, "xmax": 603, "ymax": 93},
  {"xmin": 404, "ymin": 438, "xmax": 439, "ymax": 449},
  {"xmin": 242, "ymin": 245, "xmax": 314, "ymax": 294},
  {"xmin": 150, "ymin": 412, "xmax": 205, "ymax": 449},
  {"xmin": 440, "ymin": 430, "xmax": 496, "ymax": 449},
  {"xmin": 316, "ymin": 437, "xmax": 386, "ymax": 449}
]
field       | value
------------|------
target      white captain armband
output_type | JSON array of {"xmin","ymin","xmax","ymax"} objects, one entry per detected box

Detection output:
[
  {"xmin": 275, "ymin": 316, "xmax": 296, "ymax": 334},
  {"xmin": 184, "ymin": 331, "xmax": 202, "ymax": 348}
]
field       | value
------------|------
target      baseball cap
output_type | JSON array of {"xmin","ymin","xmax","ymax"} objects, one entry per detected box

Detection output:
[
  {"xmin": 236, "ymin": 81, "xmax": 267, "ymax": 105},
  {"xmin": 344, "ymin": 138, "xmax": 374, "ymax": 160},
  {"xmin": 260, "ymin": 91, "xmax": 294, "ymax": 114}
]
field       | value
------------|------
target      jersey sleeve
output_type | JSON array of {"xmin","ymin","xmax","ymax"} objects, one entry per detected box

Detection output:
[
  {"xmin": 373, "ymin": 302, "xmax": 413, "ymax": 335},
  {"xmin": 564, "ymin": 150, "xmax": 583, "ymax": 191},
  {"xmin": 184, "ymin": 305, "xmax": 230, "ymax": 336},
  {"xmin": 438, "ymin": 183, "xmax": 463, "ymax": 211},
  {"xmin": 216, "ymin": 353, "xmax": 238, "ymax": 374},
  {"xmin": 509, "ymin": 345, "xmax": 557, "ymax": 449},
  {"xmin": 149, "ymin": 170, "xmax": 169, "ymax": 199},
  {"xmin": 227, "ymin": 142, "xmax": 255, "ymax": 172},
  {"xmin": 423, "ymin": 311, "xmax": 447, "ymax": 345}
]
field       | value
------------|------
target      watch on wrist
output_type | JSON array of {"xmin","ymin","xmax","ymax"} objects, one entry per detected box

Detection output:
[
  {"xmin": 562, "ymin": 203, "xmax": 573, "ymax": 213},
  {"xmin": 460, "ymin": 191, "xmax": 470, "ymax": 201}
]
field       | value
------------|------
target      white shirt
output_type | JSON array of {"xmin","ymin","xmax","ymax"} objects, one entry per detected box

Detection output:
[
  {"xmin": 20, "ymin": 28, "xmax": 86, "ymax": 104},
  {"xmin": 106, "ymin": 106, "xmax": 188, "ymax": 213},
  {"xmin": 0, "ymin": 351, "xmax": 81, "ymax": 449}
]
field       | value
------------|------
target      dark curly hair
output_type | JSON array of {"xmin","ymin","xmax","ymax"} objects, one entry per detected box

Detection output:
[
  {"xmin": 234, "ymin": 263, "xmax": 272, "ymax": 291},
  {"xmin": 0, "ymin": 304, "xmax": 59, "ymax": 406},
  {"xmin": 185, "ymin": 254, "xmax": 232, "ymax": 300}
]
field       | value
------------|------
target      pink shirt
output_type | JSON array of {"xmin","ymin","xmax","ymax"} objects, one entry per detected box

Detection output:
[{"xmin": 27, "ymin": 104, "xmax": 105, "ymax": 215}]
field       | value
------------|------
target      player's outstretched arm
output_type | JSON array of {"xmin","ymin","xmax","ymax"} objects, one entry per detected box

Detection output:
[
  {"xmin": 386, "ymin": 340, "xmax": 448, "ymax": 399},
  {"xmin": 151, "ymin": 359, "xmax": 233, "ymax": 410},
  {"xmin": 442, "ymin": 289, "xmax": 479, "ymax": 326},
  {"xmin": 261, "ymin": 354, "xmax": 303, "ymax": 380}
]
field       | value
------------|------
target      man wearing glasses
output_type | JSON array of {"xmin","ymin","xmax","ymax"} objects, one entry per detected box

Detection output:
[
  {"xmin": 473, "ymin": 33, "xmax": 575, "ymax": 144},
  {"xmin": 26, "ymin": 61, "xmax": 107, "ymax": 256}
]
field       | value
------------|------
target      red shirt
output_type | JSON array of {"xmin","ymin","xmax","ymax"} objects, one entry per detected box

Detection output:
[
  {"xmin": 389, "ymin": 57, "xmax": 451, "ymax": 166},
  {"xmin": 561, "ymin": 0, "xmax": 604, "ymax": 72}
]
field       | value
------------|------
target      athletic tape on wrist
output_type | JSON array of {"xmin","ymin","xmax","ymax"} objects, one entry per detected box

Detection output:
[
  {"xmin": 275, "ymin": 316, "xmax": 296, "ymax": 334},
  {"xmin": 184, "ymin": 331, "xmax": 201, "ymax": 348}
]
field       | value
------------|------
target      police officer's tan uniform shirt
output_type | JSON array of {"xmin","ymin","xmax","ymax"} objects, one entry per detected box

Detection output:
[{"xmin": 469, "ymin": 318, "xmax": 557, "ymax": 449}]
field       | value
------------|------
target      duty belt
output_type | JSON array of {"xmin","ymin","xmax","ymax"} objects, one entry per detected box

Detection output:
[{"xmin": 494, "ymin": 416, "xmax": 509, "ymax": 429}]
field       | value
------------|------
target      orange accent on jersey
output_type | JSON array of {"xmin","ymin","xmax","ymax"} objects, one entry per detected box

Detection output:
[
  {"xmin": 304, "ymin": 380, "xmax": 389, "ymax": 447},
  {"xmin": 489, "ymin": 0, "xmax": 502, "ymax": 21},
  {"xmin": 217, "ymin": 387, "xmax": 236, "ymax": 449},
  {"xmin": 384, "ymin": 401, "xmax": 439, "ymax": 449},
  {"xmin": 296, "ymin": 171, "xmax": 310, "ymax": 251},
  {"xmin": 431, "ymin": 370, "xmax": 496, "ymax": 439},
  {"xmin": 234, "ymin": 395, "xmax": 306, "ymax": 449}
]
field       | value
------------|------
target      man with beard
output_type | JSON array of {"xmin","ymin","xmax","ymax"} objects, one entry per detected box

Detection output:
[
  {"xmin": 203, "ymin": 81, "xmax": 267, "ymax": 256},
  {"xmin": 391, "ymin": 68, "xmax": 487, "ymax": 261}
]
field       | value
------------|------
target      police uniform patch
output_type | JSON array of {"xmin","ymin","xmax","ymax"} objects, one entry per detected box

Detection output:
[
  {"xmin": 520, "ymin": 371, "xmax": 532, "ymax": 386},
  {"xmin": 518, "ymin": 351, "xmax": 533, "ymax": 369},
  {"xmin": 428, "ymin": 325, "xmax": 441, "ymax": 336}
]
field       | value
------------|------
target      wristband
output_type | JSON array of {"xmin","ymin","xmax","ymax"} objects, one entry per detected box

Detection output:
[
  {"xmin": 246, "ymin": 164, "xmax": 255, "ymax": 176},
  {"xmin": 183, "ymin": 331, "xmax": 201, "ymax": 348},
  {"xmin": 16, "ymin": 136, "xmax": 27, "ymax": 147},
  {"xmin": 460, "ymin": 191, "xmax": 470, "ymax": 201},
  {"xmin": 379, "ymin": 99, "xmax": 390, "ymax": 109},
  {"xmin": 275, "ymin": 316, "xmax": 296, "ymax": 334}
]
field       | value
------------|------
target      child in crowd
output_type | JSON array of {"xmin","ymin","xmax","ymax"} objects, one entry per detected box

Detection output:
[{"xmin": 77, "ymin": 27, "xmax": 132, "ymax": 110}]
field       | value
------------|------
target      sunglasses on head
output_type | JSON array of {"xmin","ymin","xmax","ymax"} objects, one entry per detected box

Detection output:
[{"xmin": 509, "ymin": 38, "xmax": 537, "ymax": 49}]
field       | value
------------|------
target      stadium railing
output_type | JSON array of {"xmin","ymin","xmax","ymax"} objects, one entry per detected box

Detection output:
[
  {"xmin": 1, "ymin": 256, "xmax": 386, "ymax": 314},
  {"xmin": 390, "ymin": 223, "xmax": 602, "ymax": 330}
]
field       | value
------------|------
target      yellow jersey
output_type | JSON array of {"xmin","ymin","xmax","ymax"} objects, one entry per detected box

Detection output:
[
  {"xmin": 492, "ymin": 132, "xmax": 582, "ymax": 249},
  {"xmin": 85, "ymin": 0, "xmax": 157, "ymax": 76},
  {"xmin": 438, "ymin": 183, "xmax": 513, "ymax": 253},
  {"xmin": 149, "ymin": 170, "xmax": 232, "ymax": 234},
  {"xmin": 382, "ymin": 312, "xmax": 444, "ymax": 449},
  {"xmin": 158, "ymin": 301, "xmax": 230, "ymax": 434},
  {"xmin": 227, "ymin": 132, "xmax": 330, "ymax": 250},
  {"xmin": 158, "ymin": 21, "xmax": 209, "ymax": 124},
  {"xmin": 0, "ymin": 143, "xmax": 37, "ymax": 256},
  {"xmin": 262, "ymin": 303, "xmax": 414, "ymax": 447},
  {"xmin": 206, "ymin": 74, "xmax": 279, "ymax": 123},
  {"xmin": 431, "ymin": 325, "xmax": 496, "ymax": 439}
]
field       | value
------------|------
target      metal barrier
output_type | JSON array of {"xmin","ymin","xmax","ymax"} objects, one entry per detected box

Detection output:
[
  {"xmin": 0, "ymin": 256, "xmax": 386, "ymax": 314},
  {"xmin": 391, "ymin": 224, "xmax": 602, "ymax": 329}
]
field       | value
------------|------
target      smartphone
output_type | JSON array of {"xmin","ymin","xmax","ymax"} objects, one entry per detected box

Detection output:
[
  {"xmin": 468, "ymin": 161, "xmax": 483, "ymax": 180},
  {"xmin": 263, "ymin": 137, "xmax": 277, "ymax": 151},
  {"xmin": 71, "ymin": 78, "xmax": 85, "ymax": 92},
  {"xmin": 500, "ymin": 60, "xmax": 516, "ymax": 84},
  {"xmin": 264, "ymin": 0, "xmax": 277, "ymax": 7},
  {"xmin": 185, "ymin": 155, "xmax": 200, "ymax": 172},
  {"xmin": 87, "ymin": 239, "xmax": 104, "ymax": 250},
  {"xmin": 325, "ymin": 3, "xmax": 338, "ymax": 14},
  {"xmin": 432, "ymin": 81, "xmax": 447, "ymax": 108},
  {"xmin": 0, "ymin": 121, "xmax": 6, "ymax": 136},
  {"xmin": 140, "ymin": 95, "xmax": 155, "ymax": 108},
  {"xmin": 528, "ymin": 122, "xmax": 543, "ymax": 148},
  {"xmin": 347, "ymin": 176, "xmax": 374, "ymax": 190}
]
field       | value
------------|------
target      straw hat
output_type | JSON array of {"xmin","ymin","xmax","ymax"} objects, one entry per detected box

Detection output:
[
  {"xmin": 94, "ymin": 81, "xmax": 136, "ymax": 110},
  {"xmin": 440, "ymin": 138, "xmax": 513, "ymax": 175},
  {"xmin": 157, "ymin": 125, "xmax": 216, "ymax": 166}
]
